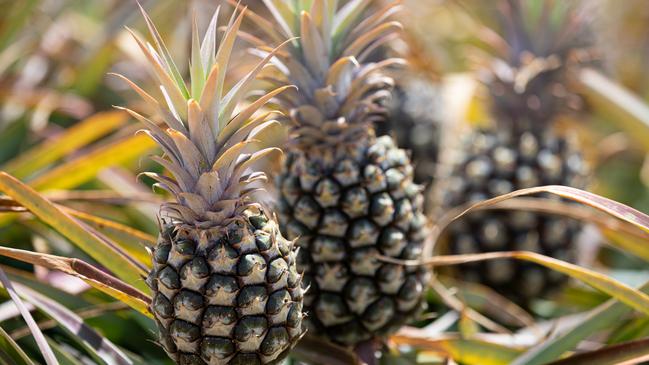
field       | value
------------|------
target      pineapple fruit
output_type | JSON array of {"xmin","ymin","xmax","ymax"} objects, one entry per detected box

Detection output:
[
  {"xmin": 244, "ymin": 0, "xmax": 431, "ymax": 346},
  {"xmin": 375, "ymin": 34, "xmax": 443, "ymax": 188},
  {"xmin": 377, "ymin": 71, "xmax": 442, "ymax": 187},
  {"xmin": 118, "ymin": 7, "xmax": 304, "ymax": 364},
  {"xmin": 437, "ymin": 0, "xmax": 594, "ymax": 305}
]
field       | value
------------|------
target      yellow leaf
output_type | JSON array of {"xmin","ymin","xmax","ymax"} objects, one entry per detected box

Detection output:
[
  {"xmin": 29, "ymin": 133, "xmax": 156, "ymax": 191},
  {"xmin": 392, "ymin": 331, "xmax": 523, "ymax": 365},
  {"xmin": 0, "ymin": 172, "xmax": 148, "ymax": 292},
  {"xmin": 2, "ymin": 111, "xmax": 129, "ymax": 179},
  {"xmin": 391, "ymin": 251, "xmax": 649, "ymax": 316},
  {"xmin": 0, "ymin": 246, "xmax": 151, "ymax": 317},
  {"xmin": 64, "ymin": 207, "xmax": 155, "ymax": 268}
]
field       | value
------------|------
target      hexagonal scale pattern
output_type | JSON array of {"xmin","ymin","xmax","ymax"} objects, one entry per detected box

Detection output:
[
  {"xmin": 147, "ymin": 210, "xmax": 304, "ymax": 364},
  {"xmin": 439, "ymin": 129, "xmax": 588, "ymax": 306},
  {"xmin": 277, "ymin": 135, "xmax": 430, "ymax": 345}
]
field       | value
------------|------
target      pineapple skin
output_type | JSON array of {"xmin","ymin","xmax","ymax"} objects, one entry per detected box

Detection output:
[
  {"xmin": 377, "ymin": 75, "xmax": 442, "ymax": 187},
  {"xmin": 278, "ymin": 134, "xmax": 430, "ymax": 346},
  {"xmin": 439, "ymin": 128, "xmax": 587, "ymax": 305},
  {"xmin": 147, "ymin": 209, "xmax": 304, "ymax": 365}
]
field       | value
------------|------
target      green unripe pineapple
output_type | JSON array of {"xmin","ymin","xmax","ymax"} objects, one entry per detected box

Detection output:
[
  {"xmin": 118, "ymin": 6, "xmax": 304, "ymax": 364},
  {"xmin": 246, "ymin": 0, "xmax": 431, "ymax": 346},
  {"xmin": 437, "ymin": 0, "xmax": 595, "ymax": 306},
  {"xmin": 377, "ymin": 73, "xmax": 442, "ymax": 187},
  {"xmin": 279, "ymin": 132, "xmax": 429, "ymax": 344},
  {"xmin": 440, "ymin": 128, "xmax": 587, "ymax": 304}
]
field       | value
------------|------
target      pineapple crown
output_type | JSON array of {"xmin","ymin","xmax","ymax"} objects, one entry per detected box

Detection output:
[
  {"xmin": 115, "ymin": 5, "xmax": 291, "ymax": 227},
  {"xmin": 240, "ymin": 0, "xmax": 404, "ymax": 148},
  {"xmin": 477, "ymin": 0, "xmax": 596, "ymax": 127}
]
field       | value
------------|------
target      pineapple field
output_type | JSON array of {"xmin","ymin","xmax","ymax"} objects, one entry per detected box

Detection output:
[{"xmin": 1, "ymin": 0, "xmax": 649, "ymax": 364}]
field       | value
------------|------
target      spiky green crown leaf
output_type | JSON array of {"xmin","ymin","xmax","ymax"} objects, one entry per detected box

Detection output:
[
  {"xmin": 477, "ymin": 0, "xmax": 597, "ymax": 127},
  {"xmin": 116, "ymin": 5, "xmax": 291, "ymax": 227},
  {"xmin": 241, "ymin": 0, "xmax": 403, "ymax": 148}
]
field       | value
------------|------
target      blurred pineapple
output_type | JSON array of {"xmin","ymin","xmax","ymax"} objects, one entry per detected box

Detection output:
[
  {"xmin": 437, "ymin": 0, "xmax": 595, "ymax": 306},
  {"xmin": 375, "ymin": 32, "xmax": 444, "ymax": 189}
]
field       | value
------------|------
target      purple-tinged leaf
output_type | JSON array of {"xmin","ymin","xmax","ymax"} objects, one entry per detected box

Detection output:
[{"xmin": 0, "ymin": 267, "xmax": 57, "ymax": 365}]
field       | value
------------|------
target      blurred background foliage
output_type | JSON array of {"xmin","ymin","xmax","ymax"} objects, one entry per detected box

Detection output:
[{"xmin": 0, "ymin": 0, "xmax": 647, "ymax": 364}]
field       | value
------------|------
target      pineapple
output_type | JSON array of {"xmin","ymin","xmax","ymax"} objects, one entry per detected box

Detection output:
[
  {"xmin": 375, "ymin": 34, "xmax": 443, "ymax": 188},
  {"xmin": 117, "ymin": 6, "xmax": 304, "ymax": 364},
  {"xmin": 437, "ymin": 0, "xmax": 594, "ymax": 305},
  {"xmin": 377, "ymin": 71, "xmax": 442, "ymax": 187},
  {"xmin": 244, "ymin": 1, "xmax": 431, "ymax": 346}
]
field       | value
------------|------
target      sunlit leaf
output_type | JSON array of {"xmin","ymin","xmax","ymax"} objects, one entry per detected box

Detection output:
[
  {"xmin": 391, "ymin": 251, "xmax": 649, "ymax": 316},
  {"xmin": 511, "ymin": 280, "xmax": 649, "ymax": 365},
  {"xmin": 0, "ymin": 172, "xmax": 148, "ymax": 290},
  {"xmin": 28, "ymin": 133, "xmax": 156, "ymax": 191},
  {"xmin": 601, "ymin": 228, "xmax": 649, "ymax": 263},
  {"xmin": 485, "ymin": 197, "xmax": 649, "ymax": 263},
  {"xmin": 64, "ymin": 207, "xmax": 155, "ymax": 267},
  {"xmin": 547, "ymin": 338, "xmax": 649, "ymax": 365},
  {"xmin": 1, "ymin": 111, "xmax": 129, "ymax": 180},
  {"xmin": 436, "ymin": 185, "xmax": 649, "ymax": 242},
  {"xmin": 0, "ymin": 246, "xmax": 151, "ymax": 316},
  {"xmin": 391, "ymin": 331, "xmax": 523, "ymax": 365}
]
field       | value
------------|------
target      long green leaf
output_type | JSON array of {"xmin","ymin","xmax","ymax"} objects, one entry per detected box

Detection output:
[
  {"xmin": 511, "ymin": 280, "xmax": 649, "ymax": 365},
  {"xmin": 0, "ymin": 172, "xmax": 148, "ymax": 290},
  {"xmin": 608, "ymin": 316, "xmax": 649, "ymax": 344},
  {"xmin": 2, "ymin": 265, "xmax": 92, "ymax": 315},
  {"xmin": 487, "ymin": 198, "xmax": 649, "ymax": 263},
  {"xmin": 0, "ymin": 196, "xmax": 155, "ymax": 267},
  {"xmin": 47, "ymin": 338, "xmax": 85, "ymax": 365},
  {"xmin": 0, "ymin": 246, "xmax": 150, "ymax": 316},
  {"xmin": 63, "ymin": 207, "xmax": 155, "ymax": 267},
  {"xmin": 547, "ymin": 338, "xmax": 649, "ymax": 365},
  {"xmin": 16, "ymin": 283, "xmax": 133, "ymax": 365},
  {"xmin": 387, "ymin": 251, "xmax": 649, "ymax": 316},
  {"xmin": 438, "ymin": 185, "xmax": 649, "ymax": 239},
  {"xmin": 391, "ymin": 332, "xmax": 523, "ymax": 365},
  {"xmin": 0, "ymin": 267, "xmax": 57, "ymax": 365},
  {"xmin": 11, "ymin": 302, "xmax": 128, "ymax": 341},
  {"xmin": 441, "ymin": 277, "xmax": 535, "ymax": 328},
  {"xmin": 0, "ymin": 326, "xmax": 33, "ymax": 365}
]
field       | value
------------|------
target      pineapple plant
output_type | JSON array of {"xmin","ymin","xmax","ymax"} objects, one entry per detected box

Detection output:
[
  {"xmin": 242, "ymin": 0, "xmax": 431, "ymax": 346},
  {"xmin": 117, "ymin": 6, "xmax": 304, "ymax": 364},
  {"xmin": 437, "ymin": 0, "xmax": 595, "ymax": 305}
]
